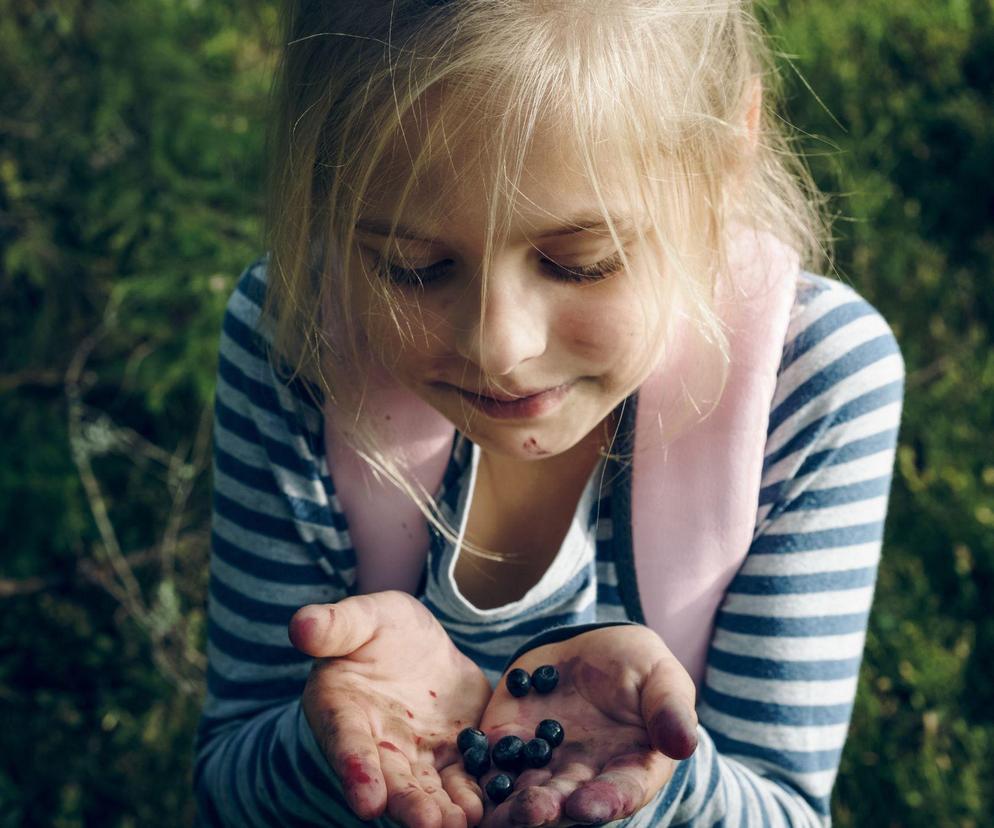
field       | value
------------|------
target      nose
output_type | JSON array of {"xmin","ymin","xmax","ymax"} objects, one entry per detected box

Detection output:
[{"xmin": 452, "ymin": 266, "xmax": 548, "ymax": 377}]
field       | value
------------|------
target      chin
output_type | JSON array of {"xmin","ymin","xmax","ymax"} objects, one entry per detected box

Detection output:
[{"xmin": 472, "ymin": 424, "xmax": 582, "ymax": 461}]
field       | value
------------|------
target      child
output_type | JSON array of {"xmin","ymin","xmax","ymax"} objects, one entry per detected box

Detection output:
[{"xmin": 194, "ymin": 2, "xmax": 905, "ymax": 826}]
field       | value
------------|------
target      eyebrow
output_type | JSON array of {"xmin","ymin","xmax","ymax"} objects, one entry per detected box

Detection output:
[{"xmin": 354, "ymin": 214, "xmax": 631, "ymax": 241}]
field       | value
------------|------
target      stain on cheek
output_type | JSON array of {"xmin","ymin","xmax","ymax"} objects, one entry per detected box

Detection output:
[{"xmin": 341, "ymin": 754, "xmax": 373, "ymax": 788}]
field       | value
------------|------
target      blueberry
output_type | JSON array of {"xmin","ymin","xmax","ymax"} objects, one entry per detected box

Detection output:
[
  {"xmin": 505, "ymin": 668, "xmax": 531, "ymax": 697},
  {"xmin": 535, "ymin": 719, "xmax": 564, "ymax": 748},
  {"xmin": 456, "ymin": 727, "xmax": 488, "ymax": 755},
  {"xmin": 462, "ymin": 744, "xmax": 491, "ymax": 777},
  {"xmin": 485, "ymin": 773, "xmax": 514, "ymax": 803},
  {"xmin": 491, "ymin": 735, "xmax": 526, "ymax": 771},
  {"xmin": 530, "ymin": 664, "xmax": 559, "ymax": 694},
  {"xmin": 522, "ymin": 738, "xmax": 552, "ymax": 768}
]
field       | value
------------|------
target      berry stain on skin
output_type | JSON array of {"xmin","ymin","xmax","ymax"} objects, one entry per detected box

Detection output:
[
  {"xmin": 429, "ymin": 690, "xmax": 437, "ymax": 698},
  {"xmin": 341, "ymin": 754, "xmax": 373, "ymax": 788},
  {"xmin": 509, "ymin": 786, "xmax": 559, "ymax": 824},
  {"xmin": 522, "ymin": 436, "xmax": 551, "ymax": 456},
  {"xmin": 567, "ymin": 780, "xmax": 638, "ymax": 823},
  {"xmin": 377, "ymin": 740, "xmax": 401, "ymax": 753},
  {"xmin": 405, "ymin": 709, "xmax": 414, "ymax": 719},
  {"xmin": 559, "ymin": 654, "xmax": 639, "ymax": 714},
  {"xmin": 287, "ymin": 615, "xmax": 316, "ymax": 650}
]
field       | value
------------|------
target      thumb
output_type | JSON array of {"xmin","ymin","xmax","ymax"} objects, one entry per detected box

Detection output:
[
  {"xmin": 640, "ymin": 655, "xmax": 699, "ymax": 760},
  {"xmin": 288, "ymin": 595, "xmax": 380, "ymax": 658}
]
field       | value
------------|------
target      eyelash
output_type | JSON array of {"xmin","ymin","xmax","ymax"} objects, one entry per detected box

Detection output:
[{"xmin": 370, "ymin": 252, "xmax": 625, "ymax": 289}]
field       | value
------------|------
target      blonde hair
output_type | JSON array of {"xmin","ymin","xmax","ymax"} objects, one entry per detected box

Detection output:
[{"xmin": 260, "ymin": 0, "xmax": 830, "ymax": 557}]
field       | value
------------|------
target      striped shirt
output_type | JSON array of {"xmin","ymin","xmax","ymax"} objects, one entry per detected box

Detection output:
[{"xmin": 194, "ymin": 253, "xmax": 905, "ymax": 826}]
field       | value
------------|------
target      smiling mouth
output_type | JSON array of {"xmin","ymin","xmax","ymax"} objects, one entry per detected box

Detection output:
[
  {"xmin": 445, "ymin": 382, "xmax": 574, "ymax": 420},
  {"xmin": 451, "ymin": 384, "xmax": 566, "ymax": 402}
]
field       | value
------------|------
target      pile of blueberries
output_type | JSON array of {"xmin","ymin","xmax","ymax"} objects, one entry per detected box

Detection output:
[{"xmin": 457, "ymin": 665, "xmax": 565, "ymax": 804}]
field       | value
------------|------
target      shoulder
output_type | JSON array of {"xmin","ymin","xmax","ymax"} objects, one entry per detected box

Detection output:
[
  {"xmin": 218, "ymin": 253, "xmax": 280, "ymax": 367},
  {"xmin": 772, "ymin": 271, "xmax": 906, "ymax": 419},
  {"xmin": 218, "ymin": 253, "xmax": 325, "ymax": 421},
  {"xmin": 781, "ymin": 270, "xmax": 906, "ymax": 381},
  {"xmin": 215, "ymin": 253, "xmax": 281, "ymax": 397},
  {"xmin": 763, "ymin": 270, "xmax": 906, "ymax": 468},
  {"xmin": 222, "ymin": 252, "xmax": 271, "ymax": 343}
]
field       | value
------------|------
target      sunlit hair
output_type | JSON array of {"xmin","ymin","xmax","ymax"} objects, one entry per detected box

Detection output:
[{"xmin": 259, "ymin": 0, "xmax": 831, "ymax": 558}]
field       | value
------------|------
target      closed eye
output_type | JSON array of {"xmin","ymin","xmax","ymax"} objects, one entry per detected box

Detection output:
[
  {"xmin": 547, "ymin": 253, "xmax": 625, "ymax": 283},
  {"xmin": 369, "ymin": 251, "xmax": 625, "ymax": 289}
]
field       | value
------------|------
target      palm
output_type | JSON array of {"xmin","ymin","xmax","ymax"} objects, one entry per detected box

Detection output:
[
  {"xmin": 294, "ymin": 591, "xmax": 492, "ymax": 827},
  {"xmin": 476, "ymin": 626, "xmax": 697, "ymax": 828}
]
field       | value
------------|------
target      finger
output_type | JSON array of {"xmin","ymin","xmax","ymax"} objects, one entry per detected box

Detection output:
[
  {"xmin": 563, "ymin": 751, "xmax": 668, "ymax": 824},
  {"xmin": 471, "ymin": 768, "xmax": 551, "ymax": 827},
  {"xmin": 412, "ymin": 761, "xmax": 470, "ymax": 828},
  {"xmin": 481, "ymin": 762, "xmax": 594, "ymax": 828},
  {"xmin": 315, "ymin": 705, "xmax": 387, "ymax": 820},
  {"xmin": 640, "ymin": 654, "xmax": 699, "ymax": 759},
  {"xmin": 512, "ymin": 769, "xmax": 553, "ymax": 790},
  {"xmin": 440, "ymin": 763, "xmax": 485, "ymax": 827},
  {"xmin": 289, "ymin": 595, "xmax": 381, "ymax": 658},
  {"xmin": 380, "ymin": 745, "xmax": 445, "ymax": 828}
]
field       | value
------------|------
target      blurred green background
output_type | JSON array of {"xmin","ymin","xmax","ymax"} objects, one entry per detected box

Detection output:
[{"xmin": 1, "ymin": 0, "xmax": 991, "ymax": 825}]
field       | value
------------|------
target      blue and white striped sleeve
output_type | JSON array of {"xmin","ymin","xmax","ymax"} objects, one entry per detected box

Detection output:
[
  {"xmin": 650, "ymin": 274, "xmax": 906, "ymax": 826},
  {"xmin": 193, "ymin": 258, "xmax": 387, "ymax": 827}
]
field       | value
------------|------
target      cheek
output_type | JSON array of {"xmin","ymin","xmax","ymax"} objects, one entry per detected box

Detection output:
[
  {"xmin": 557, "ymin": 297, "xmax": 649, "ymax": 362},
  {"xmin": 367, "ymin": 298, "xmax": 453, "ymax": 375}
]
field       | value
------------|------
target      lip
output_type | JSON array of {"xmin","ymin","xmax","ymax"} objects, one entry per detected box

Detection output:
[{"xmin": 450, "ymin": 382, "xmax": 573, "ymax": 420}]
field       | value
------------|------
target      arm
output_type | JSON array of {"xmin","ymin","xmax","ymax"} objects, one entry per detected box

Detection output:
[
  {"xmin": 481, "ymin": 277, "xmax": 905, "ymax": 826},
  {"xmin": 198, "ymin": 259, "xmax": 492, "ymax": 828},
  {"xmin": 646, "ymin": 279, "xmax": 906, "ymax": 825},
  {"xmin": 194, "ymin": 256, "xmax": 371, "ymax": 826}
]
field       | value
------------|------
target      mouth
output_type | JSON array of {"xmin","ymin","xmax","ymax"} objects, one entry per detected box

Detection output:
[
  {"xmin": 447, "ymin": 382, "xmax": 573, "ymax": 420},
  {"xmin": 458, "ymin": 387, "xmax": 556, "ymax": 402}
]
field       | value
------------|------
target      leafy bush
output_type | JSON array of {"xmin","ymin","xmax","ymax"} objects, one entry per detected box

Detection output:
[
  {"xmin": 761, "ymin": 1, "xmax": 994, "ymax": 823},
  {"xmin": 1, "ymin": 1, "xmax": 272, "ymax": 825}
]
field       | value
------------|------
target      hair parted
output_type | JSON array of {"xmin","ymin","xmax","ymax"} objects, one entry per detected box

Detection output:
[{"xmin": 259, "ymin": 0, "xmax": 831, "ymax": 557}]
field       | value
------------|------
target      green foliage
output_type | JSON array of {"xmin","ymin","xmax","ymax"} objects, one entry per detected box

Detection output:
[
  {"xmin": 760, "ymin": 0, "xmax": 994, "ymax": 824},
  {"xmin": 1, "ymin": 0, "xmax": 991, "ymax": 825},
  {"xmin": 0, "ymin": 0, "xmax": 273, "ymax": 825}
]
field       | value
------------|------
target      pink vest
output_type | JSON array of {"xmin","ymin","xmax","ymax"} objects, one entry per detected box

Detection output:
[{"xmin": 324, "ymin": 228, "xmax": 798, "ymax": 691}]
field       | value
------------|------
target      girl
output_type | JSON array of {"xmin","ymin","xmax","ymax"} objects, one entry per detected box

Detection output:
[{"xmin": 194, "ymin": 2, "xmax": 905, "ymax": 826}]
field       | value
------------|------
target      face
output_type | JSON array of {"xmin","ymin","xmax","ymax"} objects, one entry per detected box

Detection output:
[{"xmin": 351, "ymin": 119, "xmax": 666, "ymax": 466}]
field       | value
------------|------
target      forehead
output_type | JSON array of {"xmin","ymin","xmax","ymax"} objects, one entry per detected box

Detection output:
[{"xmin": 361, "ymin": 92, "xmax": 639, "ymax": 236}]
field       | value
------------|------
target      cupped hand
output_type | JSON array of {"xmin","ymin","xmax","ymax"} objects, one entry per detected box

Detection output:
[
  {"xmin": 290, "ymin": 590, "xmax": 493, "ymax": 828},
  {"xmin": 476, "ymin": 625, "xmax": 698, "ymax": 827}
]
